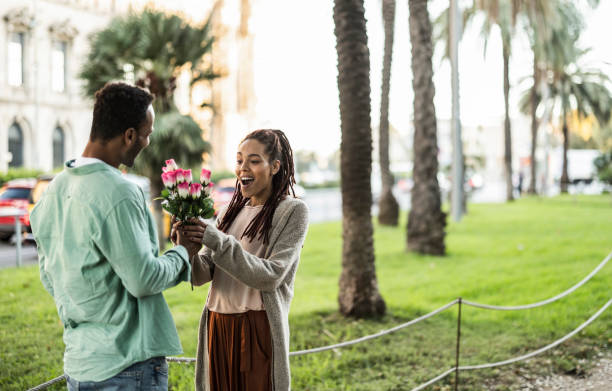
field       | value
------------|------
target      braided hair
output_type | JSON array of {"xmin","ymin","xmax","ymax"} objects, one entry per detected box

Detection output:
[{"xmin": 217, "ymin": 129, "xmax": 296, "ymax": 245}]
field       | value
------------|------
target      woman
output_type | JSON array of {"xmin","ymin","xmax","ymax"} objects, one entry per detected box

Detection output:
[{"xmin": 175, "ymin": 129, "xmax": 309, "ymax": 391}]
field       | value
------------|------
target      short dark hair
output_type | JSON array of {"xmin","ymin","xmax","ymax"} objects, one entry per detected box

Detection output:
[{"xmin": 90, "ymin": 82, "xmax": 154, "ymax": 142}]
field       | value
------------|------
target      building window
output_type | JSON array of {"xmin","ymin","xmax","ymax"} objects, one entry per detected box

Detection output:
[
  {"xmin": 8, "ymin": 32, "xmax": 25, "ymax": 87},
  {"xmin": 51, "ymin": 41, "xmax": 67, "ymax": 92},
  {"xmin": 8, "ymin": 123, "xmax": 24, "ymax": 167},
  {"xmin": 53, "ymin": 127, "xmax": 65, "ymax": 168}
]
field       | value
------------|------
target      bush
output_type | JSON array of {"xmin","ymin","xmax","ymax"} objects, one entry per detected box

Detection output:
[
  {"xmin": 0, "ymin": 168, "xmax": 45, "ymax": 187},
  {"xmin": 594, "ymin": 151, "xmax": 612, "ymax": 185},
  {"xmin": 211, "ymin": 170, "xmax": 235, "ymax": 184}
]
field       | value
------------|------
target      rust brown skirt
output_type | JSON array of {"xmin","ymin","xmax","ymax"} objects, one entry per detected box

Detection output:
[{"xmin": 207, "ymin": 310, "xmax": 272, "ymax": 391}]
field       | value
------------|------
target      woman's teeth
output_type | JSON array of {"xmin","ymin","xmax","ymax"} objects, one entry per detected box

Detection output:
[{"xmin": 241, "ymin": 177, "xmax": 254, "ymax": 186}]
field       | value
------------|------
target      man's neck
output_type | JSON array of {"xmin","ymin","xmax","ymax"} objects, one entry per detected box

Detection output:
[{"xmin": 82, "ymin": 141, "xmax": 122, "ymax": 168}]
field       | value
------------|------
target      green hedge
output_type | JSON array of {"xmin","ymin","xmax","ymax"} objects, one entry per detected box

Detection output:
[{"xmin": 0, "ymin": 168, "xmax": 45, "ymax": 187}]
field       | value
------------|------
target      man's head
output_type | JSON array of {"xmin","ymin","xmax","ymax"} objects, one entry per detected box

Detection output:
[{"xmin": 90, "ymin": 82, "xmax": 155, "ymax": 167}]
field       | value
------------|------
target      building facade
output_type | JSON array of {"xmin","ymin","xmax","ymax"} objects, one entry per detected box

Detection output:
[{"xmin": 0, "ymin": 0, "xmax": 255, "ymax": 173}]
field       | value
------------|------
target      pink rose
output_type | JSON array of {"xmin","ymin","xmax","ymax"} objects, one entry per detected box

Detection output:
[
  {"xmin": 184, "ymin": 169, "xmax": 193, "ymax": 183},
  {"xmin": 165, "ymin": 159, "xmax": 178, "ymax": 171},
  {"xmin": 201, "ymin": 168, "xmax": 212, "ymax": 185},
  {"xmin": 204, "ymin": 182, "xmax": 214, "ymax": 196},
  {"xmin": 175, "ymin": 169, "xmax": 185, "ymax": 183},
  {"xmin": 161, "ymin": 172, "xmax": 176, "ymax": 188},
  {"xmin": 189, "ymin": 183, "xmax": 202, "ymax": 198},
  {"xmin": 177, "ymin": 182, "xmax": 190, "ymax": 198}
]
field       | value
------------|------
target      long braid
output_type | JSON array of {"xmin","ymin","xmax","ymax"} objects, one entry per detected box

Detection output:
[{"xmin": 217, "ymin": 129, "xmax": 296, "ymax": 244}]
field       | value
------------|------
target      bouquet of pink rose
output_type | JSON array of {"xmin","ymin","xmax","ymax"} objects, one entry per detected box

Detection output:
[{"xmin": 157, "ymin": 159, "xmax": 215, "ymax": 222}]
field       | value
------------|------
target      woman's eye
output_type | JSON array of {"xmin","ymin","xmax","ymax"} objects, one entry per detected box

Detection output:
[{"xmin": 236, "ymin": 160, "xmax": 242, "ymax": 165}]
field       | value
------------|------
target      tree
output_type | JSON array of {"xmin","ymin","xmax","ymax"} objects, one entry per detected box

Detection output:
[
  {"xmin": 333, "ymin": 0, "xmax": 386, "ymax": 317},
  {"xmin": 547, "ymin": 58, "xmax": 612, "ymax": 193},
  {"xmin": 407, "ymin": 0, "xmax": 447, "ymax": 255},
  {"xmin": 79, "ymin": 8, "xmax": 218, "ymax": 245},
  {"xmin": 378, "ymin": 0, "xmax": 400, "ymax": 226},
  {"xmin": 522, "ymin": 1, "xmax": 558, "ymax": 194}
]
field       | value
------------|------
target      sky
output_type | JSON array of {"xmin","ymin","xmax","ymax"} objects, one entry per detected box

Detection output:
[{"xmin": 245, "ymin": 0, "xmax": 612, "ymax": 159}]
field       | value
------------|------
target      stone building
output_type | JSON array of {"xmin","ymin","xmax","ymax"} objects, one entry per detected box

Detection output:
[{"xmin": 0, "ymin": 0, "xmax": 255, "ymax": 173}]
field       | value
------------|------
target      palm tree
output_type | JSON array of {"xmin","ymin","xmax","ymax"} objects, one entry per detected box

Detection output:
[
  {"xmin": 378, "ymin": 0, "xmax": 399, "ymax": 226},
  {"xmin": 334, "ymin": 0, "xmax": 386, "ymax": 317},
  {"xmin": 435, "ymin": 1, "xmax": 545, "ymax": 201},
  {"xmin": 80, "ymin": 8, "xmax": 218, "ymax": 245},
  {"xmin": 522, "ymin": 2, "xmax": 558, "ymax": 194},
  {"xmin": 407, "ymin": 0, "xmax": 447, "ymax": 255},
  {"xmin": 547, "ymin": 58, "xmax": 612, "ymax": 193}
]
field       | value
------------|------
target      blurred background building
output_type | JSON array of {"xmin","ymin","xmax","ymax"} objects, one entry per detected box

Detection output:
[{"xmin": 0, "ymin": 0, "xmax": 254, "ymax": 172}]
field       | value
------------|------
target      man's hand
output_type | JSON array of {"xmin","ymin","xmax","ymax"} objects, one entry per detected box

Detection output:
[
  {"xmin": 170, "ymin": 216, "xmax": 178, "ymax": 245},
  {"xmin": 176, "ymin": 225, "xmax": 201, "ymax": 259}
]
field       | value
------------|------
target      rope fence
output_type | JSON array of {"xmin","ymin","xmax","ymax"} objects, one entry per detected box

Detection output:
[{"xmin": 27, "ymin": 251, "xmax": 611, "ymax": 391}]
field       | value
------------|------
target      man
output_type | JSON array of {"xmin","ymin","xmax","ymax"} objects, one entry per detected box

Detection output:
[{"xmin": 31, "ymin": 82, "xmax": 199, "ymax": 390}]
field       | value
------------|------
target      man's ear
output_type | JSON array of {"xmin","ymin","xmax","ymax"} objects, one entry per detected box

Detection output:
[{"xmin": 123, "ymin": 127, "xmax": 136, "ymax": 146}]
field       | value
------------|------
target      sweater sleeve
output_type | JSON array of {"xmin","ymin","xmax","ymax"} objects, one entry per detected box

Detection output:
[
  {"xmin": 201, "ymin": 201, "xmax": 309, "ymax": 292},
  {"xmin": 97, "ymin": 197, "xmax": 191, "ymax": 298}
]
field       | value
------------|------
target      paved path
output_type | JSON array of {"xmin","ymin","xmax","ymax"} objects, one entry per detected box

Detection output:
[{"xmin": 517, "ymin": 353, "xmax": 612, "ymax": 391}]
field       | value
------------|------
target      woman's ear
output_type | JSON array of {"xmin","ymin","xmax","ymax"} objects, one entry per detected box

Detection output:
[{"xmin": 272, "ymin": 160, "xmax": 281, "ymax": 176}]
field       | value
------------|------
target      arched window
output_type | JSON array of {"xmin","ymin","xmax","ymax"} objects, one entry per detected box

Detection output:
[
  {"xmin": 53, "ymin": 126, "xmax": 65, "ymax": 168},
  {"xmin": 8, "ymin": 123, "xmax": 23, "ymax": 167}
]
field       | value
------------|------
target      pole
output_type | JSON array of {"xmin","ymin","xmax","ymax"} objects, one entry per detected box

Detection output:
[
  {"xmin": 454, "ymin": 297, "xmax": 462, "ymax": 391},
  {"xmin": 450, "ymin": 0, "xmax": 464, "ymax": 221},
  {"xmin": 15, "ymin": 215, "xmax": 22, "ymax": 267}
]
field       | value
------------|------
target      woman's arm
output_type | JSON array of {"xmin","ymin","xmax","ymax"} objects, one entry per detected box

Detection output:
[
  {"xmin": 191, "ymin": 249, "xmax": 214, "ymax": 286},
  {"xmin": 182, "ymin": 202, "xmax": 309, "ymax": 291}
]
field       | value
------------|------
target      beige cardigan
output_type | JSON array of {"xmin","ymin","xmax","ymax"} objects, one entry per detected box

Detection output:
[{"xmin": 191, "ymin": 197, "xmax": 309, "ymax": 391}]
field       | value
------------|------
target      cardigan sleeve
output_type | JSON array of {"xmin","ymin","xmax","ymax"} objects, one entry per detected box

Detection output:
[
  {"xmin": 201, "ymin": 201, "xmax": 309, "ymax": 292},
  {"xmin": 191, "ymin": 248, "xmax": 214, "ymax": 286}
]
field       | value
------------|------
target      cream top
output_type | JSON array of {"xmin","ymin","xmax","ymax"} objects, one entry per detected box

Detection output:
[{"xmin": 206, "ymin": 205, "xmax": 266, "ymax": 313}]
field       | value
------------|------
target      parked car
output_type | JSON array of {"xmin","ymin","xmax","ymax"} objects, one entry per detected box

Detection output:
[
  {"xmin": 0, "ymin": 178, "xmax": 37, "ymax": 240},
  {"xmin": 212, "ymin": 178, "xmax": 237, "ymax": 215},
  {"xmin": 211, "ymin": 177, "xmax": 306, "ymax": 216}
]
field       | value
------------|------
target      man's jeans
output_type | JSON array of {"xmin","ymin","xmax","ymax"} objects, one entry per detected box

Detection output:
[{"xmin": 65, "ymin": 357, "xmax": 168, "ymax": 391}]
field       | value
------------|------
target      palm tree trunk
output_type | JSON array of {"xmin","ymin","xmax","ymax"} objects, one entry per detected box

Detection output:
[
  {"xmin": 503, "ymin": 41, "xmax": 514, "ymax": 201},
  {"xmin": 406, "ymin": 0, "xmax": 447, "ymax": 255},
  {"xmin": 528, "ymin": 55, "xmax": 539, "ymax": 194},
  {"xmin": 334, "ymin": 0, "xmax": 385, "ymax": 318},
  {"xmin": 560, "ymin": 105, "xmax": 570, "ymax": 193},
  {"xmin": 378, "ymin": 0, "xmax": 399, "ymax": 226}
]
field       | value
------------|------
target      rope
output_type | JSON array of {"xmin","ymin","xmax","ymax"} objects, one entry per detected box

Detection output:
[
  {"xmin": 26, "ymin": 252, "xmax": 612, "ymax": 390},
  {"xmin": 463, "ymin": 251, "xmax": 611, "ymax": 311},
  {"xmin": 167, "ymin": 356, "xmax": 196, "ymax": 363},
  {"xmin": 459, "ymin": 297, "xmax": 612, "ymax": 370},
  {"xmin": 408, "ymin": 296, "xmax": 612, "ymax": 391},
  {"xmin": 27, "ymin": 375, "xmax": 66, "ymax": 391},
  {"xmin": 289, "ymin": 299, "xmax": 459, "ymax": 356}
]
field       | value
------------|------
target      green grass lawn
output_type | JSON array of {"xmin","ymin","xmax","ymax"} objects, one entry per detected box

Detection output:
[{"xmin": 1, "ymin": 195, "xmax": 611, "ymax": 390}]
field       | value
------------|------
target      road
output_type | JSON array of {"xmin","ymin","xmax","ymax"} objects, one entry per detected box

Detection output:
[
  {"xmin": 0, "ymin": 238, "xmax": 39, "ymax": 269},
  {"xmin": 0, "ymin": 184, "xmax": 507, "ymax": 269}
]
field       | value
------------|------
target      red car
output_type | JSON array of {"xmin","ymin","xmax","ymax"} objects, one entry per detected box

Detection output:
[
  {"xmin": 212, "ymin": 178, "xmax": 237, "ymax": 216},
  {"xmin": 0, "ymin": 178, "xmax": 36, "ymax": 240}
]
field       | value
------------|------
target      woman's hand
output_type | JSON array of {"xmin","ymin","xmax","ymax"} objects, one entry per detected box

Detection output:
[{"xmin": 174, "ymin": 218, "xmax": 207, "ymax": 244}]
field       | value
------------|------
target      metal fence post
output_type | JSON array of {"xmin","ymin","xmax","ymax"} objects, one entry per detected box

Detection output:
[
  {"xmin": 15, "ymin": 215, "xmax": 22, "ymax": 267},
  {"xmin": 455, "ymin": 297, "xmax": 462, "ymax": 391}
]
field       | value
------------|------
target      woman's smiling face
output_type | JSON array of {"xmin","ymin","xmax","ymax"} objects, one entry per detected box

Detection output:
[{"xmin": 235, "ymin": 139, "xmax": 280, "ymax": 206}]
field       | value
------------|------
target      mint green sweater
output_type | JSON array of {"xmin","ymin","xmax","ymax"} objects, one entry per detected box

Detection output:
[{"xmin": 31, "ymin": 161, "xmax": 191, "ymax": 382}]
